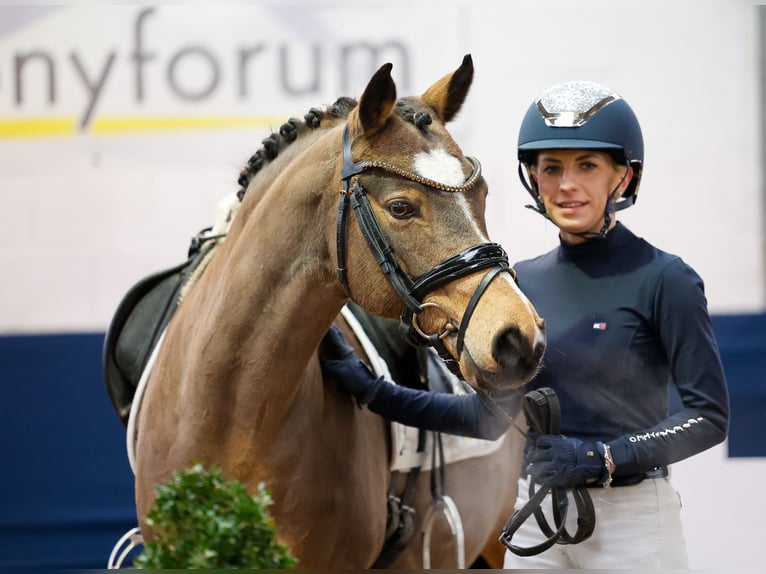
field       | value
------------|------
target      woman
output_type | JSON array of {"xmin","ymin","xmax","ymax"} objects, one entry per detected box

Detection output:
[{"xmin": 320, "ymin": 80, "xmax": 729, "ymax": 569}]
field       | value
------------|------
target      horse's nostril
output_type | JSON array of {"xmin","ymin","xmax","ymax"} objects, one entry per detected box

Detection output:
[
  {"xmin": 493, "ymin": 326, "xmax": 523, "ymax": 369},
  {"xmin": 493, "ymin": 326, "xmax": 544, "ymax": 374}
]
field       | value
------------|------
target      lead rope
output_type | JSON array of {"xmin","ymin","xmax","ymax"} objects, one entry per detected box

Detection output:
[{"xmin": 498, "ymin": 387, "xmax": 596, "ymax": 556}]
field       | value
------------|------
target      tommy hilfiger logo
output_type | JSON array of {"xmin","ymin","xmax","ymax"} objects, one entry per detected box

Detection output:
[{"xmin": 592, "ymin": 322, "xmax": 607, "ymax": 330}]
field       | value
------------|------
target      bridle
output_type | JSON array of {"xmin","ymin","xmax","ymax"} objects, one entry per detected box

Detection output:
[{"xmin": 336, "ymin": 125, "xmax": 514, "ymax": 370}]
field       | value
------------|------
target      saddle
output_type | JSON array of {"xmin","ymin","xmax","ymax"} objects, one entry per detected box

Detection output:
[{"xmin": 102, "ymin": 240, "xmax": 215, "ymax": 427}]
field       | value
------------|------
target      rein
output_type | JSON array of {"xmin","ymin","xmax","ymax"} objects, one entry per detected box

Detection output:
[
  {"xmin": 336, "ymin": 126, "xmax": 512, "ymax": 368},
  {"xmin": 499, "ymin": 388, "xmax": 596, "ymax": 556}
]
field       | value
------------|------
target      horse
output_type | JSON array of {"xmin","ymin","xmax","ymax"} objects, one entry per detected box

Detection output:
[{"xmin": 132, "ymin": 54, "xmax": 546, "ymax": 568}]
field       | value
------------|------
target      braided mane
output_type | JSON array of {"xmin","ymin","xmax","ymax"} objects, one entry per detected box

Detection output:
[
  {"xmin": 236, "ymin": 96, "xmax": 434, "ymax": 200},
  {"xmin": 236, "ymin": 97, "xmax": 357, "ymax": 200}
]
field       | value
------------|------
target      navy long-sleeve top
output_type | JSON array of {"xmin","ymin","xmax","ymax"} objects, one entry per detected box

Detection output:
[
  {"xmin": 515, "ymin": 222, "xmax": 729, "ymax": 475},
  {"xmin": 364, "ymin": 222, "xmax": 729, "ymax": 475}
]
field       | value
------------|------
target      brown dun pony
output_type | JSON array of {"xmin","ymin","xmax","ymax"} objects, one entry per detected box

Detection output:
[{"xmin": 133, "ymin": 55, "xmax": 545, "ymax": 568}]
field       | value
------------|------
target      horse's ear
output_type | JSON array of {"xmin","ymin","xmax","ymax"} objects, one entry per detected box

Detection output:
[
  {"xmin": 421, "ymin": 54, "xmax": 474, "ymax": 123},
  {"xmin": 356, "ymin": 62, "xmax": 397, "ymax": 135}
]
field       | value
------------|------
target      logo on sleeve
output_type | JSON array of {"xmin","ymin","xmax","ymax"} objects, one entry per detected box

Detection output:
[{"xmin": 592, "ymin": 322, "xmax": 607, "ymax": 330}]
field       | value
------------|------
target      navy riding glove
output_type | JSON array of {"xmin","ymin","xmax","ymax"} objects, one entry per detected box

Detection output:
[
  {"xmin": 319, "ymin": 325, "xmax": 384, "ymax": 406},
  {"xmin": 525, "ymin": 434, "xmax": 609, "ymax": 487}
]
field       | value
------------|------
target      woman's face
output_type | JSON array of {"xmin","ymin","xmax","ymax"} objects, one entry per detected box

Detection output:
[{"xmin": 532, "ymin": 149, "xmax": 632, "ymax": 244}]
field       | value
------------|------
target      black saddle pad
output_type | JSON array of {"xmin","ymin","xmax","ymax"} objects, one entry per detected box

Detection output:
[{"xmin": 102, "ymin": 250, "xmax": 208, "ymax": 427}]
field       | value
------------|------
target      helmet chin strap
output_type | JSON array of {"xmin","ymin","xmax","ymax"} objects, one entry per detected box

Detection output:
[
  {"xmin": 518, "ymin": 163, "xmax": 549, "ymax": 219},
  {"xmin": 590, "ymin": 159, "xmax": 633, "ymax": 239}
]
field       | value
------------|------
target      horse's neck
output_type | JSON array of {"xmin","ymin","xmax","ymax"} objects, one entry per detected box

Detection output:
[
  {"xmin": 237, "ymin": 124, "xmax": 341, "ymax": 221},
  {"xmin": 171, "ymin": 139, "xmax": 343, "ymax": 409}
]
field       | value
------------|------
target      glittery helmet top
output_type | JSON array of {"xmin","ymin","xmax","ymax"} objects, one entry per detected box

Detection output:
[
  {"xmin": 537, "ymin": 81, "xmax": 619, "ymax": 128},
  {"xmin": 517, "ymin": 80, "xmax": 644, "ymax": 200}
]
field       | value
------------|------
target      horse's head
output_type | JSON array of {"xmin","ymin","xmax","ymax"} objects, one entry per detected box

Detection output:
[{"xmin": 336, "ymin": 55, "xmax": 545, "ymax": 392}]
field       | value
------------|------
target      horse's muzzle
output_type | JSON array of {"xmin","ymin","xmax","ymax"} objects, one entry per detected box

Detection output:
[{"xmin": 491, "ymin": 323, "xmax": 546, "ymax": 387}]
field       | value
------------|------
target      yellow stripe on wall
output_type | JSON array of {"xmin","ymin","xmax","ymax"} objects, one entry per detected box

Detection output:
[
  {"xmin": 0, "ymin": 119, "xmax": 78, "ymax": 138},
  {"xmin": 0, "ymin": 116, "xmax": 286, "ymax": 139},
  {"xmin": 91, "ymin": 116, "xmax": 285, "ymax": 134}
]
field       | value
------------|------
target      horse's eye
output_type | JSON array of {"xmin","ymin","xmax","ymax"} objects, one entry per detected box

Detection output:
[{"xmin": 388, "ymin": 200, "xmax": 414, "ymax": 219}]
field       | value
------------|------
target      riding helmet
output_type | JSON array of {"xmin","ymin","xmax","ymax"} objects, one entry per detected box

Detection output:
[{"xmin": 517, "ymin": 81, "xmax": 644, "ymax": 211}]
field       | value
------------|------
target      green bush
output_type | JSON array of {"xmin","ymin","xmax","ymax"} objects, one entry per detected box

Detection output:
[{"xmin": 134, "ymin": 462, "xmax": 297, "ymax": 569}]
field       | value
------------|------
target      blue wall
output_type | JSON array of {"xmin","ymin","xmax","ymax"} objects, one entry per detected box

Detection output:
[
  {"xmin": 712, "ymin": 314, "xmax": 766, "ymax": 457},
  {"xmin": 0, "ymin": 333, "xmax": 136, "ymax": 568},
  {"xmin": 0, "ymin": 314, "xmax": 764, "ymax": 568}
]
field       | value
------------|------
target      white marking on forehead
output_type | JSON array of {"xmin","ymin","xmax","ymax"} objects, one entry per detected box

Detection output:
[
  {"xmin": 414, "ymin": 147, "xmax": 488, "ymax": 241},
  {"xmin": 413, "ymin": 147, "xmax": 465, "ymax": 187}
]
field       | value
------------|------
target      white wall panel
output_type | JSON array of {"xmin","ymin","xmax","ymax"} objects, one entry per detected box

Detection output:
[
  {"xmin": 0, "ymin": 3, "xmax": 762, "ymax": 570},
  {"xmin": 0, "ymin": 0, "xmax": 760, "ymax": 333}
]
